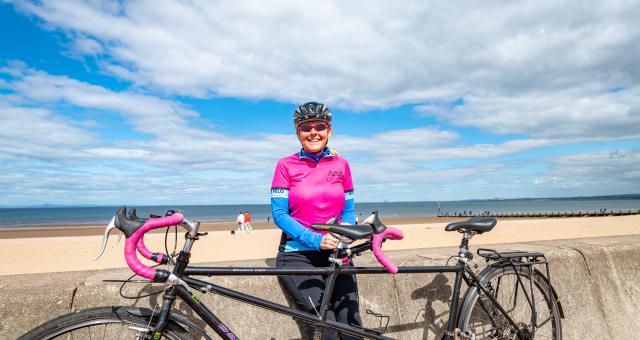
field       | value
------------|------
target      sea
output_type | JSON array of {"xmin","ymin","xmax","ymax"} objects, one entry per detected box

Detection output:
[{"xmin": 1, "ymin": 195, "xmax": 638, "ymax": 229}]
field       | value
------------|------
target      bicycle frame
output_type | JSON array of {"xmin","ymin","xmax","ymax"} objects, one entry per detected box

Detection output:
[{"xmin": 150, "ymin": 242, "xmax": 538, "ymax": 339}]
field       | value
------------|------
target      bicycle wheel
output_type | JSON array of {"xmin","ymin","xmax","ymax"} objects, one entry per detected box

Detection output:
[
  {"xmin": 458, "ymin": 265, "xmax": 562, "ymax": 340},
  {"xmin": 19, "ymin": 306, "xmax": 195, "ymax": 340}
]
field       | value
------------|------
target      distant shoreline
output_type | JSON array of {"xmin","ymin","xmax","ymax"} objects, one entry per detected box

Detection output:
[
  {"xmin": 1, "ymin": 193, "xmax": 638, "ymax": 209},
  {"xmin": 1, "ymin": 214, "xmax": 634, "ymax": 239}
]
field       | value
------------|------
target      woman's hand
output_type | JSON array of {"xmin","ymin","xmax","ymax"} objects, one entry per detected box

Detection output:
[{"xmin": 320, "ymin": 233, "xmax": 339, "ymax": 250}]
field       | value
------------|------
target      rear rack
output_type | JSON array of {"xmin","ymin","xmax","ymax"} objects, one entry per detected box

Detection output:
[
  {"xmin": 477, "ymin": 248, "xmax": 546, "ymax": 264},
  {"xmin": 476, "ymin": 247, "xmax": 564, "ymax": 319}
]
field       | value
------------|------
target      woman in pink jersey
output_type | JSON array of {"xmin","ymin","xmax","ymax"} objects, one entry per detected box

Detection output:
[{"xmin": 271, "ymin": 102, "xmax": 361, "ymax": 339}]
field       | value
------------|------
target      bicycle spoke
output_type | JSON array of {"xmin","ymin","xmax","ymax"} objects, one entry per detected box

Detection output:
[{"xmin": 461, "ymin": 266, "xmax": 561, "ymax": 340}]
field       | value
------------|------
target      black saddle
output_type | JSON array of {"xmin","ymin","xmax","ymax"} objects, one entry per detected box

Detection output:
[
  {"xmin": 309, "ymin": 224, "xmax": 374, "ymax": 241},
  {"xmin": 445, "ymin": 217, "xmax": 497, "ymax": 234}
]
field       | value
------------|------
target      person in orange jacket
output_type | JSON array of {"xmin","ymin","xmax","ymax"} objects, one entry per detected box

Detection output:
[{"xmin": 244, "ymin": 211, "xmax": 252, "ymax": 233}]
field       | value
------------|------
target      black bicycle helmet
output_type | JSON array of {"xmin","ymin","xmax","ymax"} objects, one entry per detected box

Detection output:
[{"xmin": 293, "ymin": 102, "xmax": 332, "ymax": 126}]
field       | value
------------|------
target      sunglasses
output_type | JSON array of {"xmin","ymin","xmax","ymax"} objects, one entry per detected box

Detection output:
[{"xmin": 298, "ymin": 122, "xmax": 329, "ymax": 132}]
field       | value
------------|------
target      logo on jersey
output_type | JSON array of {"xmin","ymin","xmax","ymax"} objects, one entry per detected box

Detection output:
[
  {"xmin": 270, "ymin": 187, "xmax": 289, "ymax": 198},
  {"xmin": 325, "ymin": 169, "xmax": 343, "ymax": 183}
]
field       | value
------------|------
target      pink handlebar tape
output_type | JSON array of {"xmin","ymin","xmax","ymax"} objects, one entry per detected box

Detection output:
[
  {"xmin": 136, "ymin": 235, "xmax": 165, "ymax": 264},
  {"xmin": 124, "ymin": 213, "xmax": 184, "ymax": 280},
  {"xmin": 372, "ymin": 227, "xmax": 404, "ymax": 274}
]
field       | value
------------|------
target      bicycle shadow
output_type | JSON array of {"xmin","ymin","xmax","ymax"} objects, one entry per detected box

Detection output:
[
  {"xmin": 374, "ymin": 273, "xmax": 452, "ymax": 339},
  {"xmin": 410, "ymin": 273, "xmax": 452, "ymax": 339}
]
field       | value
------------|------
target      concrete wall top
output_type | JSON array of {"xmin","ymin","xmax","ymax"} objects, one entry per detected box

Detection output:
[{"xmin": 2, "ymin": 235, "xmax": 640, "ymax": 339}]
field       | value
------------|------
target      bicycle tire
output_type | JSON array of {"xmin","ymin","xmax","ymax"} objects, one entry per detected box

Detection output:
[
  {"xmin": 19, "ymin": 306, "xmax": 196, "ymax": 340},
  {"xmin": 458, "ymin": 264, "xmax": 562, "ymax": 339}
]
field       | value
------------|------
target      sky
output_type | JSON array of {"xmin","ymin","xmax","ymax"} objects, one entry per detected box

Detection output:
[{"xmin": 0, "ymin": 0, "xmax": 638, "ymax": 206}]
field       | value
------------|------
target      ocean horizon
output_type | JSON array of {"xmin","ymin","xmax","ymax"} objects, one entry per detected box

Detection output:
[{"xmin": 1, "ymin": 194, "xmax": 638, "ymax": 228}]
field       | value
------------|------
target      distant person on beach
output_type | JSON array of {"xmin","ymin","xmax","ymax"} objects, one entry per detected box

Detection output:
[
  {"xmin": 271, "ymin": 102, "xmax": 361, "ymax": 339},
  {"xmin": 244, "ymin": 211, "xmax": 252, "ymax": 233},
  {"xmin": 236, "ymin": 211, "xmax": 245, "ymax": 233}
]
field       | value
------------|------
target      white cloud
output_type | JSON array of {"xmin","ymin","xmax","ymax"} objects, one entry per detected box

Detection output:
[
  {"xmin": 335, "ymin": 132, "xmax": 555, "ymax": 164},
  {"xmin": 1, "ymin": 65, "xmax": 297, "ymax": 171},
  {"xmin": 0, "ymin": 105, "xmax": 97, "ymax": 159},
  {"xmin": 2, "ymin": 0, "xmax": 640, "ymax": 204},
  {"xmin": 5, "ymin": 0, "xmax": 637, "ymax": 153},
  {"xmin": 549, "ymin": 149, "xmax": 640, "ymax": 180},
  {"xmin": 0, "ymin": 163, "xmax": 272, "ymax": 206},
  {"xmin": 416, "ymin": 89, "xmax": 640, "ymax": 140},
  {"xmin": 10, "ymin": 1, "xmax": 639, "ymax": 109},
  {"xmin": 6, "ymin": 65, "xmax": 559, "ymax": 175},
  {"xmin": 71, "ymin": 35, "xmax": 104, "ymax": 55},
  {"xmin": 3, "ymin": 64, "xmax": 575, "ymax": 204}
]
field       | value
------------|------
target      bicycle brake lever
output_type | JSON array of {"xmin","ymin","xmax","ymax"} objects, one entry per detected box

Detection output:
[
  {"xmin": 93, "ymin": 216, "xmax": 120, "ymax": 261},
  {"xmin": 112, "ymin": 231, "xmax": 122, "ymax": 248}
]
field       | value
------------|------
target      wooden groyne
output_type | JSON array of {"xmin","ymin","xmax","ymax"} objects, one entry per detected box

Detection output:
[{"xmin": 438, "ymin": 209, "xmax": 640, "ymax": 218}]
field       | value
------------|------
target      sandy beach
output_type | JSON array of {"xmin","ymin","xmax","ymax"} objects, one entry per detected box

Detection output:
[{"xmin": 1, "ymin": 215, "xmax": 639, "ymax": 276}]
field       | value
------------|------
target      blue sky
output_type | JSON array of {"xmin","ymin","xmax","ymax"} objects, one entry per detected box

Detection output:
[{"xmin": 0, "ymin": 1, "xmax": 638, "ymax": 206}]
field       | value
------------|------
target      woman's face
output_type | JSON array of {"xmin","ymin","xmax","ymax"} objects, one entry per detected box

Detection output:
[{"xmin": 296, "ymin": 120, "xmax": 332, "ymax": 153}]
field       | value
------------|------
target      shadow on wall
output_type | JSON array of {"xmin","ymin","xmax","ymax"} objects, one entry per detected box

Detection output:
[
  {"xmin": 371, "ymin": 273, "xmax": 453, "ymax": 339},
  {"xmin": 269, "ymin": 253, "xmax": 455, "ymax": 340},
  {"xmin": 411, "ymin": 274, "xmax": 453, "ymax": 339}
]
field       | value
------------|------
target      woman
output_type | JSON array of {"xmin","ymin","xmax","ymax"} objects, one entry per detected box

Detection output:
[{"xmin": 271, "ymin": 102, "xmax": 361, "ymax": 339}]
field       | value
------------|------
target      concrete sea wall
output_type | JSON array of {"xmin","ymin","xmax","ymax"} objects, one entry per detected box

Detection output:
[{"xmin": 2, "ymin": 234, "xmax": 639, "ymax": 339}]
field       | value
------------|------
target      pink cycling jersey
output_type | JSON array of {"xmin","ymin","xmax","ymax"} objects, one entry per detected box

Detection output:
[{"xmin": 271, "ymin": 152, "xmax": 354, "ymax": 245}]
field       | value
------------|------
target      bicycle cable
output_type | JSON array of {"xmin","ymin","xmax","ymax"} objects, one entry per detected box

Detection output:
[
  {"xmin": 116, "ymin": 263, "xmax": 164, "ymax": 299},
  {"xmin": 109, "ymin": 222, "xmax": 181, "ymax": 300},
  {"xmin": 164, "ymin": 224, "xmax": 178, "ymax": 265},
  {"xmin": 445, "ymin": 255, "xmax": 457, "ymax": 266}
]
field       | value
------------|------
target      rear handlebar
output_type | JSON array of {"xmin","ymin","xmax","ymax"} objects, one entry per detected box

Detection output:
[{"xmin": 372, "ymin": 227, "xmax": 404, "ymax": 273}]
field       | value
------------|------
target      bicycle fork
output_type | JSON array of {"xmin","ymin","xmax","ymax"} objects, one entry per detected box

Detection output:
[{"xmin": 143, "ymin": 287, "xmax": 177, "ymax": 340}]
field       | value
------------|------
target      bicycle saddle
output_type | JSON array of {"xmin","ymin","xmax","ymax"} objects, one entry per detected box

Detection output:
[
  {"xmin": 309, "ymin": 224, "xmax": 374, "ymax": 240},
  {"xmin": 445, "ymin": 217, "xmax": 497, "ymax": 234}
]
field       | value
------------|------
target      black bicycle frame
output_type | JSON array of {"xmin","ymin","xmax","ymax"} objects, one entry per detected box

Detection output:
[
  {"xmin": 146, "ymin": 256, "xmax": 531, "ymax": 340},
  {"xmin": 142, "ymin": 224, "xmax": 538, "ymax": 340}
]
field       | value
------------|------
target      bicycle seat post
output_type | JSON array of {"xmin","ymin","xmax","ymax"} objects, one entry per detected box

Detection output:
[{"xmin": 457, "ymin": 231, "xmax": 475, "ymax": 261}]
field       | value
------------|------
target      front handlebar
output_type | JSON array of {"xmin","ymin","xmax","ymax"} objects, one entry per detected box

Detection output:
[
  {"xmin": 124, "ymin": 212, "xmax": 184, "ymax": 281},
  {"xmin": 96, "ymin": 207, "xmax": 404, "ymax": 283}
]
